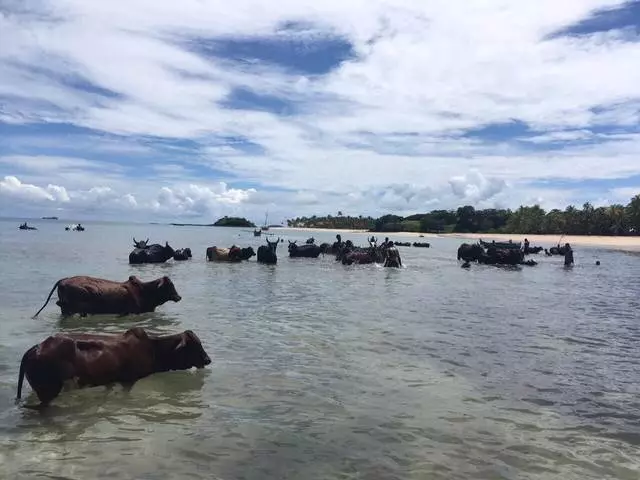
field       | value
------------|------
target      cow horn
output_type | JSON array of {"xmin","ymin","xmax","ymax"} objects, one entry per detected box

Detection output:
[
  {"xmin": 133, "ymin": 237, "xmax": 137, "ymax": 244},
  {"xmin": 174, "ymin": 334, "xmax": 187, "ymax": 351}
]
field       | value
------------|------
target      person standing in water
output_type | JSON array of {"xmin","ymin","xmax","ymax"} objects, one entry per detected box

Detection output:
[{"xmin": 564, "ymin": 243, "xmax": 574, "ymax": 266}]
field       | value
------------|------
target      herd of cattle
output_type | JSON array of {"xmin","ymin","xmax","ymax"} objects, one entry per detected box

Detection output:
[
  {"xmin": 14, "ymin": 234, "xmax": 407, "ymax": 409},
  {"xmin": 128, "ymin": 235, "xmax": 405, "ymax": 267},
  {"xmin": 15, "ymin": 233, "xmax": 571, "ymax": 410}
]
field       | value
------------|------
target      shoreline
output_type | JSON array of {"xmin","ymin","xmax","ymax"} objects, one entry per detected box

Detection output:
[
  {"xmin": 440, "ymin": 233, "xmax": 640, "ymax": 252},
  {"xmin": 279, "ymin": 227, "xmax": 440, "ymax": 238}
]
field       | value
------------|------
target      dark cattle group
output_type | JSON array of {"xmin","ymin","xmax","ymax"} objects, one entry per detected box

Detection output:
[{"xmin": 456, "ymin": 237, "xmax": 573, "ymax": 268}]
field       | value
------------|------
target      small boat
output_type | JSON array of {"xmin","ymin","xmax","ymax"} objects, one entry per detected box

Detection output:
[
  {"xmin": 42, "ymin": 216, "xmax": 58, "ymax": 220},
  {"xmin": 253, "ymin": 229, "xmax": 262, "ymax": 236},
  {"xmin": 18, "ymin": 222, "xmax": 37, "ymax": 230},
  {"xmin": 479, "ymin": 239, "xmax": 521, "ymax": 250},
  {"xmin": 65, "ymin": 223, "xmax": 85, "ymax": 231}
]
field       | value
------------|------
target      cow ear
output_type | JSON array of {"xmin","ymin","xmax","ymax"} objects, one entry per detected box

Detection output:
[
  {"xmin": 124, "ymin": 327, "xmax": 149, "ymax": 340},
  {"xmin": 157, "ymin": 277, "xmax": 165, "ymax": 288}
]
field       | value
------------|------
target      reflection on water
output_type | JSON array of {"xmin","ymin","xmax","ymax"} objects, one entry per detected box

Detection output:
[{"xmin": 0, "ymin": 222, "xmax": 639, "ymax": 479}]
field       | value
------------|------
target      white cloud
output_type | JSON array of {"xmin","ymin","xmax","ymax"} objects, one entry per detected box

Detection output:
[
  {"xmin": 449, "ymin": 170, "xmax": 507, "ymax": 203},
  {"xmin": 0, "ymin": 175, "xmax": 70, "ymax": 202},
  {"xmin": 1, "ymin": 0, "xmax": 639, "ymax": 219}
]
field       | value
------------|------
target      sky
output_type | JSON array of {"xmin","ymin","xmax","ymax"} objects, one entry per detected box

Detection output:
[{"xmin": 1, "ymin": 0, "xmax": 640, "ymax": 223}]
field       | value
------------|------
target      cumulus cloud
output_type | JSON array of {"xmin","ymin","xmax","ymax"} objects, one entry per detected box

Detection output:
[
  {"xmin": 0, "ymin": 174, "xmax": 258, "ymax": 220},
  {"xmin": 449, "ymin": 170, "xmax": 507, "ymax": 203},
  {"xmin": 0, "ymin": 176, "xmax": 70, "ymax": 203},
  {"xmin": 1, "ymin": 0, "xmax": 640, "ymax": 219}
]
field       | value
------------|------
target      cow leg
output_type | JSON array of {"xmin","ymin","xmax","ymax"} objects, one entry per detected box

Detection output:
[
  {"xmin": 25, "ymin": 378, "xmax": 63, "ymax": 409},
  {"xmin": 120, "ymin": 381, "xmax": 136, "ymax": 393}
]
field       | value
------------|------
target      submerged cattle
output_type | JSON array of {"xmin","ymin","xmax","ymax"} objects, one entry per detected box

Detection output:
[
  {"xmin": 257, "ymin": 237, "xmax": 279, "ymax": 264},
  {"xmin": 32, "ymin": 275, "xmax": 182, "ymax": 318},
  {"xmin": 129, "ymin": 240, "xmax": 175, "ymax": 264},
  {"xmin": 173, "ymin": 248, "xmax": 192, "ymax": 261},
  {"xmin": 288, "ymin": 240, "xmax": 322, "ymax": 258},
  {"xmin": 15, "ymin": 327, "xmax": 211, "ymax": 408},
  {"xmin": 457, "ymin": 242, "xmax": 535, "ymax": 267},
  {"xmin": 206, "ymin": 246, "xmax": 255, "ymax": 262}
]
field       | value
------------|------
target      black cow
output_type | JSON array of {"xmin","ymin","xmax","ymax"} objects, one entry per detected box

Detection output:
[
  {"xmin": 288, "ymin": 240, "xmax": 322, "ymax": 258},
  {"xmin": 257, "ymin": 237, "xmax": 280, "ymax": 264},
  {"xmin": 129, "ymin": 241, "xmax": 175, "ymax": 264},
  {"xmin": 173, "ymin": 248, "xmax": 192, "ymax": 261}
]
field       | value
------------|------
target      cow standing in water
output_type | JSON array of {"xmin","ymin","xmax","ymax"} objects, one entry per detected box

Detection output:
[
  {"xmin": 129, "ymin": 240, "xmax": 175, "ymax": 264},
  {"xmin": 32, "ymin": 275, "xmax": 182, "ymax": 317},
  {"xmin": 206, "ymin": 246, "xmax": 255, "ymax": 262},
  {"xmin": 257, "ymin": 237, "xmax": 279, "ymax": 264},
  {"xmin": 15, "ymin": 327, "xmax": 211, "ymax": 408}
]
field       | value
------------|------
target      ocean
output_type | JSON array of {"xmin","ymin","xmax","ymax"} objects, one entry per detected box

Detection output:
[{"xmin": 0, "ymin": 218, "xmax": 639, "ymax": 479}]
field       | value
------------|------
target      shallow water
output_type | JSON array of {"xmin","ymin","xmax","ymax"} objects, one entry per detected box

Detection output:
[{"xmin": 1, "ymin": 219, "xmax": 639, "ymax": 479}]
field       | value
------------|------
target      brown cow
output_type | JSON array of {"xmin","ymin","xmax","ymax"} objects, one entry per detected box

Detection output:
[
  {"xmin": 16, "ymin": 327, "xmax": 211, "ymax": 407},
  {"xmin": 205, "ymin": 246, "xmax": 255, "ymax": 262},
  {"xmin": 32, "ymin": 275, "xmax": 182, "ymax": 318}
]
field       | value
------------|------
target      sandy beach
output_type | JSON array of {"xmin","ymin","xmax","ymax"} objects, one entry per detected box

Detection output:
[{"xmin": 441, "ymin": 233, "xmax": 640, "ymax": 252}]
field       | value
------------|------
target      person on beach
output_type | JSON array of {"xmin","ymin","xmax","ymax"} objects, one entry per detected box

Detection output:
[{"xmin": 524, "ymin": 238, "xmax": 530, "ymax": 254}]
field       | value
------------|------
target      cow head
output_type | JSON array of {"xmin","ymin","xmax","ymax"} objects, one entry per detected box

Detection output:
[
  {"xmin": 172, "ymin": 330, "xmax": 211, "ymax": 369},
  {"xmin": 133, "ymin": 237, "xmax": 149, "ymax": 249},
  {"xmin": 242, "ymin": 247, "xmax": 256, "ymax": 260},
  {"xmin": 155, "ymin": 276, "xmax": 182, "ymax": 304},
  {"xmin": 163, "ymin": 241, "xmax": 175, "ymax": 256},
  {"xmin": 288, "ymin": 240, "xmax": 298, "ymax": 251},
  {"xmin": 265, "ymin": 237, "xmax": 279, "ymax": 252}
]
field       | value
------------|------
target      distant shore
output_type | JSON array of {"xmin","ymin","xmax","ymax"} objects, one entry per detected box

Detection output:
[{"xmin": 442, "ymin": 233, "xmax": 640, "ymax": 252}]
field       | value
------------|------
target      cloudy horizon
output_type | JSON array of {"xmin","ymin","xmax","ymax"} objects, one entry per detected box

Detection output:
[{"xmin": 2, "ymin": 0, "xmax": 640, "ymax": 224}]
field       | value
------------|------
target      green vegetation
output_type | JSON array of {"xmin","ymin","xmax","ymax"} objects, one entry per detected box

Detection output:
[
  {"xmin": 286, "ymin": 194, "xmax": 640, "ymax": 235},
  {"xmin": 213, "ymin": 216, "xmax": 256, "ymax": 227}
]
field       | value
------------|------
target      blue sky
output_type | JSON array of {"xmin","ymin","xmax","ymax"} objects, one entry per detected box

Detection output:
[{"xmin": 1, "ymin": 0, "xmax": 640, "ymax": 221}]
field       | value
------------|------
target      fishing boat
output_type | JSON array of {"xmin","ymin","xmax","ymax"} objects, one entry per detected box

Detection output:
[
  {"xmin": 253, "ymin": 228, "xmax": 262, "ymax": 237},
  {"xmin": 479, "ymin": 239, "xmax": 521, "ymax": 250},
  {"xmin": 18, "ymin": 222, "xmax": 37, "ymax": 230},
  {"xmin": 261, "ymin": 211, "xmax": 270, "ymax": 231}
]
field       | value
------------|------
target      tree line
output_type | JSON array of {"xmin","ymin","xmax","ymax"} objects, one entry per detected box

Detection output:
[{"xmin": 286, "ymin": 194, "xmax": 640, "ymax": 235}]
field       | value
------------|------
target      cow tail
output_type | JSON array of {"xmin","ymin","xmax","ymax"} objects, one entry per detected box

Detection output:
[
  {"xmin": 16, "ymin": 345, "xmax": 35, "ymax": 402},
  {"xmin": 32, "ymin": 279, "xmax": 63, "ymax": 318}
]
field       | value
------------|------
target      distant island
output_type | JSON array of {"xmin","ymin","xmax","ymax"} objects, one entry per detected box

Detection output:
[
  {"xmin": 286, "ymin": 193, "xmax": 640, "ymax": 235},
  {"xmin": 213, "ymin": 216, "xmax": 256, "ymax": 227},
  {"xmin": 42, "ymin": 216, "xmax": 59, "ymax": 220}
]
